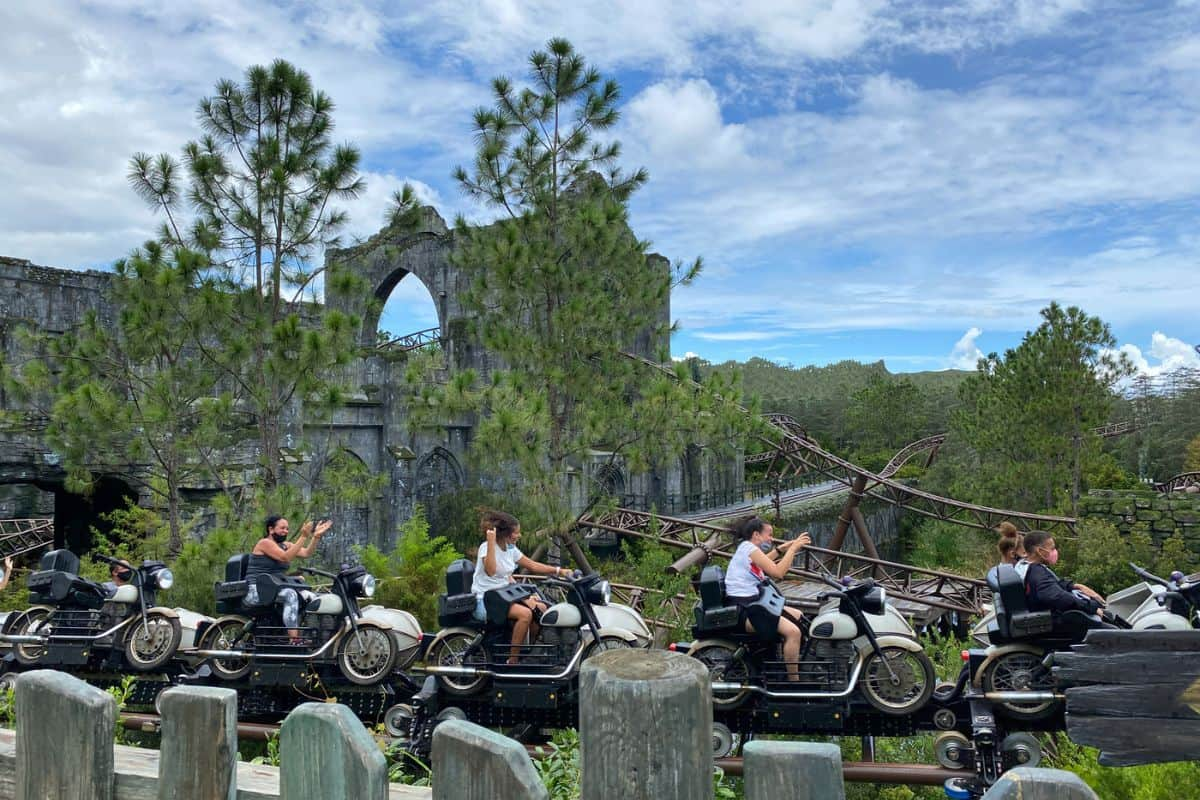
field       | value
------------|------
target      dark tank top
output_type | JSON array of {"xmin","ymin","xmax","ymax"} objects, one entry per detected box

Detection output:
[{"xmin": 245, "ymin": 547, "xmax": 287, "ymax": 580}]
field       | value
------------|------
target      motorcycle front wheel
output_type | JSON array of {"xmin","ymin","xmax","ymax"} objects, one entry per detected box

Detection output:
[
  {"xmin": 860, "ymin": 646, "xmax": 936, "ymax": 715},
  {"xmin": 198, "ymin": 616, "xmax": 252, "ymax": 681},
  {"xmin": 337, "ymin": 622, "xmax": 398, "ymax": 686},
  {"xmin": 124, "ymin": 613, "xmax": 183, "ymax": 672}
]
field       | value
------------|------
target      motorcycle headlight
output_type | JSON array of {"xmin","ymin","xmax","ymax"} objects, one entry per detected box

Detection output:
[
  {"xmin": 156, "ymin": 569, "xmax": 174, "ymax": 590},
  {"xmin": 358, "ymin": 574, "xmax": 377, "ymax": 598}
]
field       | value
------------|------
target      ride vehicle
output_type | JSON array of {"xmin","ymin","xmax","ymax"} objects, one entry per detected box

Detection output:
[
  {"xmin": 195, "ymin": 555, "xmax": 420, "ymax": 686},
  {"xmin": 685, "ymin": 565, "xmax": 937, "ymax": 752},
  {"xmin": 423, "ymin": 559, "xmax": 653, "ymax": 696},
  {"xmin": 969, "ymin": 561, "xmax": 1200, "ymax": 722},
  {"xmin": 5, "ymin": 549, "xmax": 183, "ymax": 672}
]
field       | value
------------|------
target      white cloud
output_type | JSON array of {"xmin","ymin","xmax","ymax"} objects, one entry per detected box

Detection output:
[
  {"xmin": 694, "ymin": 330, "xmax": 781, "ymax": 342},
  {"xmin": 1114, "ymin": 333, "xmax": 1200, "ymax": 378},
  {"xmin": 671, "ymin": 351, "xmax": 702, "ymax": 362},
  {"xmin": 948, "ymin": 327, "xmax": 985, "ymax": 370}
]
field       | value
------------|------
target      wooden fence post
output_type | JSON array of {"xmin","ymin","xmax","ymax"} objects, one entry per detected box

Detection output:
[
  {"xmin": 579, "ymin": 648, "xmax": 712, "ymax": 800},
  {"xmin": 157, "ymin": 686, "xmax": 238, "ymax": 800},
  {"xmin": 278, "ymin": 702, "xmax": 387, "ymax": 800},
  {"xmin": 980, "ymin": 767, "xmax": 1099, "ymax": 799},
  {"xmin": 15, "ymin": 669, "xmax": 115, "ymax": 800},
  {"xmin": 431, "ymin": 719, "xmax": 548, "ymax": 800},
  {"xmin": 743, "ymin": 741, "xmax": 845, "ymax": 800}
]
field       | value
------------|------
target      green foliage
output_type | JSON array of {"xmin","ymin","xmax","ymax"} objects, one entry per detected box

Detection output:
[
  {"xmin": 0, "ymin": 684, "xmax": 13, "ymax": 729},
  {"xmin": 952, "ymin": 303, "xmax": 1133, "ymax": 513},
  {"xmin": 250, "ymin": 731, "xmax": 281, "ymax": 767},
  {"xmin": 1083, "ymin": 451, "xmax": 1140, "ymax": 491},
  {"xmin": 602, "ymin": 537, "xmax": 692, "ymax": 640},
  {"xmin": 533, "ymin": 728, "xmax": 582, "ymax": 800},
  {"xmin": 107, "ymin": 675, "xmax": 137, "ymax": 745},
  {"xmin": 1047, "ymin": 736, "xmax": 1200, "ymax": 799},
  {"xmin": 385, "ymin": 741, "xmax": 432, "ymax": 786},
  {"xmin": 845, "ymin": 377, "xmax": 927, "ymax": 459},
  {"xmin": 1062, "ymin": 519, "xmax": 1157, "ymax": 596},
  {"xmin": 356, "ymin": 505, "xmax": 462, "ymax": 628},
  {"xmin": 1186, "ymin": 432, "xmax": 1200, "ymax": 473},
  {"xmin": 905, "ymin": 519, "xmax": 995, "ymax": 577}
]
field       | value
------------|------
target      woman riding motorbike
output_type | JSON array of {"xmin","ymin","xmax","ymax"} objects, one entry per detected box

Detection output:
[
  {"xmin": 725, "ymin": 515, "xmax": 811, "ymax": 680},
  {"xmin": 472, "ymin": 510, "xmax": 571, "ymax": 663},
  {"xmin": 995, "ymin": 521, "xmax": 1025, "ymax": 566},
  {"xmin": 245, "ymin": 515, "xmax": 330, "ymax": 642}
]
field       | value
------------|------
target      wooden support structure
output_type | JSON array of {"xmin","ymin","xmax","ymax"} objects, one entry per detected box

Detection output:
[
  {"xmin": 156, "ymin": 686, "xmax": 237, "ymax": 800},
  {"xmin": 432, "ymin": 720, "xmax": 547, "ymax": 800},
  {"xmin": 1054, "ymin": 630, "xmax": 1200, "ymax": 766},
  {"xmin": 279, "ymin": 703, "xmax": 388, "ymax": 800}
]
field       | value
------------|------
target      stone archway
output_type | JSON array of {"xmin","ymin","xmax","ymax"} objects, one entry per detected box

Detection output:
[
  {"xmin": 313, "ymin": 448, "xmax": 373, "ymax": 564},
  {"xmin": 414, "ymin": 447, "xmax": 465, "ymax": 534},
  {"xmin": 592, "ymin": 462, "xmax": 627, "ymax": 502}
]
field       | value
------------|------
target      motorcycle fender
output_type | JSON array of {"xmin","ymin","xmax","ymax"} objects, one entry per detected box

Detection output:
[
  {"xmin": 591, "ymin": 627, "xmax": 640, "ymax": 646},
  {"xmin": 2, "ymin": 606, "xmax": 54, "ymax": 635},
  {"xmin": 146, "ymin": 606, "xmax": 180, "ymax": 620},
  {"xmin": 428, "ymin": 627, "xmax": 481, "ymax": 651},
  {"xmin": 685, "ymin": 638, "xmax": 734, "ymax": 657},
  {"xmin": 970, "ymin": 644, "xmax": 1043, "ymax": 689},
  {"xmin": 855, "ymin": 633, "xmax": 924, "ymax": 657}
]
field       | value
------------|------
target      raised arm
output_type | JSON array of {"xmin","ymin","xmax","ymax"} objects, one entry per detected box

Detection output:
[
  {"xmin": 297, "ymin": 520, "xmax": 330, "ymax": 558},
  {"xmin": 516, "ymin": 554, "xmax": 570, "ymax": 578},
  {"xmin": 748, "ymin": 533, "xmax": 811, "ymax": 580}
]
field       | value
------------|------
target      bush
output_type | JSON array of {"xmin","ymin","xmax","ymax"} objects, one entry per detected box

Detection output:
[
  {"xmin": 357, "ymin": 505, "xmax": 462, "ymax": 629},
  {"xmin": 1047, "ymin": 736, "xmax": 1200, "ymax": 799},
  {"xmin": 1065, "ymin": 519, "xmax": 1157, "ymax": 596}
]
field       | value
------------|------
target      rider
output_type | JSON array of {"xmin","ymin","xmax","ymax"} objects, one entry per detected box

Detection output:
[
  {"xmin": 245, "ymin": 516, "xmax": 331, "ymax": 643},
  {"xmin": 472, "ymin": 510, "xmax": 571, "ymax": 663},
  {"xmin": 1021, "ymin": 530, "xmax": 1109, "ymax": 627},
  {"xmin": 996, "ymin": 521, "xmax": 1025, "ymax": 566},
  {"xmin": 0, "ymin": 556, "xmax": 14, "ymax": 592},
  {"xmin": 725, "ymin": 515, "xmax": 811, "ymax": 680},
  {"xmin": 101, "ymin": 559, "xmax": 134, "ymax": 598}
]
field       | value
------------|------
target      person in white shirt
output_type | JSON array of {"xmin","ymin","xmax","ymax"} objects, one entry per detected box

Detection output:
[
  {"xmin": 724, "ymin": 515, "xmax": 810, "ymax": 680},
  {"xmin": 472, "ymin": 510, "xmax": 571, "ymax": 663}
]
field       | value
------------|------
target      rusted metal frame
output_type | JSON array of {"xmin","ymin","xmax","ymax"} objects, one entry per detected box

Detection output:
[
  {"xmin": 380, "ymin": 326, "xmax": 441, "ymax": 352},
  {"xmin": 1155, "ymin": 472, "xmax": 1200, "ymax": 494},
  {"xmin": 879, "ymin": 434, "xmax": 947, "ymax": 479}
]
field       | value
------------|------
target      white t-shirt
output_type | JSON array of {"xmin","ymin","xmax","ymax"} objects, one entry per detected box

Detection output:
[
  {"xmin": 725, "ymin": 541, "xmax": 766, "ymax": 599},
  {"xmin": 473, "ymin": 541, "xmax": 524, "ymax": 598}
]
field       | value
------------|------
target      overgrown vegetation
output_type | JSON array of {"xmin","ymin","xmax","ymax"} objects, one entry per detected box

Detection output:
[{"xmin": 357, "ymin": 505, "xmax": 461, "ymax": 628}]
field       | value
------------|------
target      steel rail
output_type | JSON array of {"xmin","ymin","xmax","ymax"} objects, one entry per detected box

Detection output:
[{"xmin": 1155, "ymin": 472, "xmax": 1200, "ymax": 495}]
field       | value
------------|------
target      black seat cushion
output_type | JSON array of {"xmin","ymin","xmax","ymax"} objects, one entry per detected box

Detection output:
[
  {"xmin": 698, "ymin": 565, "xmax": 726, "ymax": 610},
  {"xmin": 987, "ymin": 564, "xmax": 1053, "ymax": 641},
  {"xmin": 39, "ymin": 549, "xmax": 80, "ymax": 575},
  {"xmin": 445, "ymin": 559, "xmax": 473, "ymax": 596},
  {"xmin": 224, "ymin": 554, "xmax": 250, "ymax": 583}
]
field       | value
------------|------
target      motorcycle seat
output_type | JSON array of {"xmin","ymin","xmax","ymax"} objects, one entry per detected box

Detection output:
[
  {"xmin": 437, "ymin": 592, "xmax": 478, "ymax": 628},
  {"xmin": 692, "ymin": 565, "xmax": 746, "ymax": 634},
  {"xmin": 986, "ymin": 565, "xmax": 1056, "ymax": 642}
]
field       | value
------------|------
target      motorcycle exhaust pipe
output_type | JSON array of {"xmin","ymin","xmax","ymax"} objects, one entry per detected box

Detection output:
[
  {"xmin": 423, "ymin": 665, "xmax": 485, "ymax": 678},
  {"xmin": 983, "ymin": 691, "xmax": 1063, "ymax": 702},
  {"xmin": 711, "ymin": 681, "xmax": 750, "ymax": 693},
  {"xmin": 190, "ymin": 649, "xmax": 247, "ymax": 659},
  {"xmin": 0, "ymin": 635, "xmax": 44, "ymax": 644}
]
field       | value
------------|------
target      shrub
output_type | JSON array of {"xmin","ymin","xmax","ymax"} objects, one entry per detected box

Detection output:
[{"xmin": 356, "ymin": 505, "xmax": 462, "ymax": 628}]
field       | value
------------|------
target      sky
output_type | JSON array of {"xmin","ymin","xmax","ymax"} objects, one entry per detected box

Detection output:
[{"xmin": 2, "ymin": 0, "xmax": 1199, "ymax": 375}]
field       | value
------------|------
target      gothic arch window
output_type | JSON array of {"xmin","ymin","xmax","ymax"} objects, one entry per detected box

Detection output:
[
  {"xmin": 592, "ymin": 462, "xmax": 627, "ymax": 502},
  {"xmin": 316, "ymin": 448, "xmax": 371, "ymax": 565},
  {"xmin": 414, "ymin": 447, "xmax": 465, "ymax": 532}
]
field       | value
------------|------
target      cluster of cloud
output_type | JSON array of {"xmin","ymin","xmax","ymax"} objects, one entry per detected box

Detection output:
[{"xmin": 1112, "ymin": 333, "xmax": 1200, "ymax": 378}]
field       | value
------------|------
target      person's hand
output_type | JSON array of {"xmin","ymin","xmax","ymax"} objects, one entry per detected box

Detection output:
[
  {"xmin": 789, "ymin": 533, "xmax": 812, "ymax": 550},
  {"xmin": 314, "ymin": 519, "xmax": 332, "ymax": 538},
  {"xmin": 485, "ymin": 526, "xmax": 497, "ymax": 542},
  {"xmin": 299, "ymin": 520, "xmax": 314, "ymax": 538},
  {"xmin": 3, "ymin": 556, "xmax": 12, "ymax": 574}
]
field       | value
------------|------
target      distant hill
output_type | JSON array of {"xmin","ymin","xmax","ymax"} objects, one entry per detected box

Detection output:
[{"xmin": 696, "ymin": 357, "xmax": 970, "ymax": 452}]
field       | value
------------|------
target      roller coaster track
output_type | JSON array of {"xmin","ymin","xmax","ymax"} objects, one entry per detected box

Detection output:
[
  {"xmin": 376, "ymin": 326, "xmax": 441, "ymax": 353},
  {"xmin": 1156, "ymin": 472, "xmax": 1200, "ymax": 495},
  {"xmin": 0, "ymin": 518, "xmax": 54, "ymax": 558}
]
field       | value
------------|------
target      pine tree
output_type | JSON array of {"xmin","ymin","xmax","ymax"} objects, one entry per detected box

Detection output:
[
  {"xmin": 128, "ymin": 59, "xmax": 373, "ymax": 491},
  {"xmin": 421, "ymin": 39, "xmax": 747, "ymax": 566}
]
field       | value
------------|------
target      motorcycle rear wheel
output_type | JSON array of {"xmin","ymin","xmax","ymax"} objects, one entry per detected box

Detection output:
[
  {"xmin": 124, "ymin": 613, "xmax": 182, "ymax": 672},
  {"xmin": 860, "ymin": 646, "xmax": 935, "ymax": 715},
  {"xmin": 426, "ymin": 631, "xmax": 487, "ymax": 696},
  {"xmin": 198, "ymin": 617, "xmax": 252, "ymax": 681},
  {"xmin": 337, "ymin": 622, "xmax": 398, "ymax": 685},
  {"xmin": 688, "ymin": 640, "xmax": 751, "ymax": 709},
  {"xmin": 980, "ymin": 650, "xmax": 1058, "ymax": 721},
  {"xmin": 11, "ymin": 608, "xmax": 50, "ymax": 666}
]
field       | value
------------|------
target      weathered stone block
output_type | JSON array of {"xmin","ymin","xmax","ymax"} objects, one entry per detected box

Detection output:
[{"xmin": 1136, "ymin": 510, "xmax": 1162, "ymax": 522}]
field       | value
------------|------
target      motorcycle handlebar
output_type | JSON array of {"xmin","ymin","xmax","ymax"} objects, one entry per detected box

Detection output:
[
  {"xmin": 300, "ymin": 566, "xmax": 335, "ymax": 580},
  {"xmin": 1130, "ymin": 562, "xmax": 1171, "ymax": 587}
]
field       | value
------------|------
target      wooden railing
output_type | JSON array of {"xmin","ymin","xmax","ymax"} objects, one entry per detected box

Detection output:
[
  {"xmin": 2, "ymin": 656, "xmax": 1104, "ymax": 799},
  {"xmin": 0, "ymin": 518, "xmax": 54, "ymax": 558}
]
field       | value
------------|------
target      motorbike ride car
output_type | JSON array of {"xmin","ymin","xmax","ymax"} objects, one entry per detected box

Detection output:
[
  {"xmin": 423, "ymin": 559, "xmax": 653, "ymax": 696},
  {"xmin": 970, "ymin": 561, "xmax": 1199, "ymax": 721},
  {"xmin": 6, "ymin": 549, "xmax": 182, "ymax": 672},
  {"xmin": 195, "ymin": 555, "xmax": 418, "ymax": 686},
  {"xmin": 687, "ymin": 566, "xmax": 936, "ymax": 717}
]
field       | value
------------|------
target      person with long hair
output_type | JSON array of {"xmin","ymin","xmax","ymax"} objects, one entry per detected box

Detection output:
[
  {"xmin": 472, "ymin": 510, "xmax": 570, "ymax": 663},
  {"xmin": 724, "ymin": 515, "xmax": 811, "ymax": 679},
  {"xmin": 996, "ymin": 521, "xmax": 1025, "ymax": 566}
]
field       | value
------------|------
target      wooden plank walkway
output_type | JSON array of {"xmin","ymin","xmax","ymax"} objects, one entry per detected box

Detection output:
[{"xmin": 0, "ymin": 728, "xmax": 431, "ymax": 799}]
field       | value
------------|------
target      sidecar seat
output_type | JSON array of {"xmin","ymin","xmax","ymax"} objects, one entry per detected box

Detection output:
[
  {"xmin": 214, "ymin": 554, "xmax": 251, "ymax": 614},
  {"xmin": 692, "ymin": 565, "xmax": 740, "ymax": 634},
  {"xmin": 26, "ymin": 549, "xmax": 104, "ymax": 607}
]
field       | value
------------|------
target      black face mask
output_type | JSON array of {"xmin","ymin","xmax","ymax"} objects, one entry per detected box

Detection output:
[
  {"xmin": 270, "ymin": 533, "xmax": 288, "ymax": 545},
  {"xmin": 114, "ymin": 569, "xmax": 134, "ymax": 583}
]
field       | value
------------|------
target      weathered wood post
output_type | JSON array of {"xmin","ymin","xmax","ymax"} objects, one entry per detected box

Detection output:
[
  {"xmin": 579, "ymin": 648, "xmax": 712, "ymax": 800},
  {"xmin": 156, "ymin": 686, "xmax": 238, "ymax": 800},
  {"xmin": 743, "ymin": 741, "xmax": 845, "ymax": 800},
  {"xmin": 16, "ymin": 669, "xmax": 115, "ymax": 800},
  {"xmin": 278, "ymin": 702, "xmax": 387, "ymax": 800},
  {"xmin": 431, "ymin": 719, "xmax": 548, "ymax": 800},
  {"xmin": 980, "ymin": 767, "xmax": 1099, "ymax": 799}
]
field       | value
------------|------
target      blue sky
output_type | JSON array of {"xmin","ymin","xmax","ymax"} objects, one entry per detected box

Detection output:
[{"xmin": 2, "ymin": 0, "xmax": 1198, "ymax": 375}]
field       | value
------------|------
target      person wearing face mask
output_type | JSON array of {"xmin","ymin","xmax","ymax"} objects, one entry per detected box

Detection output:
[
  {"xmin": 101, "ymin": 559, "xmax": 134, "ymax": 598},
  {"xmin": 245, "ymin": 515, "xmax": 331, "ymax": 642},
  {"xmin": 1021, "ymin": 530, "xmax": 1106, "ymax": 619},
  {"xmin": 724, "ymin": 515, "xmax": 812, "ymax": 680}
]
